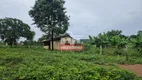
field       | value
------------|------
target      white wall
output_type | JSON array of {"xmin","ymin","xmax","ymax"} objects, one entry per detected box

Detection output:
[{"xmin": 60, "ymin": 37, "xmax": 76, "ymax": 44}]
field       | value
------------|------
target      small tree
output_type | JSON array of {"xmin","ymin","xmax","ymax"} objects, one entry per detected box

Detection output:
[
  {"xmin": 111, "ymin": 35, "xmax": 129, "ymax": 60},
  {"xmin": 130, "ymin": 31, "xmax": 142, "ymax": 56},
  {"xmin": 89, "ymin": 33, "xmax": 110, "ymax": 55}
]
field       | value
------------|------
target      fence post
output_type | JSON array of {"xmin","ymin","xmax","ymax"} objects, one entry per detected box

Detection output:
[
  {"xmin": 100, "ymin": 45, "xmax": 102, "ymax": 55},
  {"xmin": 125, "ymin": 45, "xmax": 129, "ymax": 61}
]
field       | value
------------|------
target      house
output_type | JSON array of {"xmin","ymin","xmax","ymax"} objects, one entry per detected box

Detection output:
[{"xmin": 43, "ymin": 33, "xmax": 76, "ymax": 50}]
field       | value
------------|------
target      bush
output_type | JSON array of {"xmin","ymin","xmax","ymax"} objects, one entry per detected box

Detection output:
[
  {"xmin": 0, "ymin": 65, "xmax": 136, "ymax": 80},
  {"xmin": 84, "ymin": 44, "xmax": 100, "ymax": 54}
]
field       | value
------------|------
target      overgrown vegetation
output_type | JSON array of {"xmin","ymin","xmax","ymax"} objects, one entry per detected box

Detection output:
[
  {"xmin": 0, "ymin": 47, "xmax": 138, "ymax": 80},
  {"xmin": 88, "ymin": 30, "xmax": 142, "ymax": 61},
  {"xmin": 1, "ymin": 28, "xmax": 142, "ymax": 79},
  {"xmin": 83, "ymin": 45, "xmax": 142, "ymax": 64}
]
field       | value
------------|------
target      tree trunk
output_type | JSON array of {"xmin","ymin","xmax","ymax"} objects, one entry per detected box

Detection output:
[
  {"xmin": 13, "ymin": 38, "xmax": 17, "ymax": 46},
  {"xmin": 9, "ymin": 42, "xmax": 12, "ymax": 47},
  {"xmin": 52, "ymin": 29, "xmax": 54, "ymax": 50},
  {"xmin": 9, "ymin": 39, "xmax": 13, "ymax": 47}
]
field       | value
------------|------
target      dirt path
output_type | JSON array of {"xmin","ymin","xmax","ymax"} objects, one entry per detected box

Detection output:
[{"xmin": 118, "ymin": 64, "xmax": 142, "ymax": 77}]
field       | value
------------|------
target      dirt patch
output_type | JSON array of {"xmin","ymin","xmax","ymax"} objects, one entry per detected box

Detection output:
[{"xmin": 118, "ymin": 64, "xmax": 142, "ymax": 77}]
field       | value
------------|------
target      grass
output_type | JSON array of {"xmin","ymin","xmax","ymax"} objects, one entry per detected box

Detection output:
[
  {"xmin": 136, "ymin": 77, "xmax": 142, "ymax": 80},
  {"xmin": 0, "ymin": 47, "xmax": 140, "ymax": 79}
]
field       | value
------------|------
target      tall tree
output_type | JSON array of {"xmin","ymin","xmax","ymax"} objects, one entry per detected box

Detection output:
[
  {"xmin": 29, "ymin": 0, "xmax": 69, "ymax": 50},
  {"xmin": 0, "ymin": 18, "xmax": 35, "ymax": 46}
]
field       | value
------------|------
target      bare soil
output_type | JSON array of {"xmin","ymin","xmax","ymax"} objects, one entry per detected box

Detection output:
[{"xmin": 118, "ymin": 64, "xmax": 142, "ymax": 77}]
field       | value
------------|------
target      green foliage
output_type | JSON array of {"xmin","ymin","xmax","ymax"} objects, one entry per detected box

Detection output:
[
  {"xmin": 21, "ymin": 40, "xmax": 43, "ymax": 48},
  {"xmin": 38, "ymin": 34, "xmax": 49, "ymax": 42},
  {"xmin": 82, "ymin": 44, "xmax": 142, "ymax": 64},
  {"xmin": 114, "ymin": 48, "xmax": 125, "ymax": 55},
  {"xmin": 29, "ymin": 0, "xmax": 69, "ymax": 37},
  {"xmin": 136, "ymin": 77, "xmax": 142, "ymax": 80},
  {"xmin": 107, "ymin": 30, "xmax": 122, "ymax": 37},
  {"xmin": 88, "ymin": 30, "xmax": 129, "ymax": 48},
  {"xmin": 88, "ymin": 30, "xmax": 142, "ymax": 63},
  {"xmin": 0, "ymin": 18, "xmax": 35, "ymax": 46},
  {"xmin": 0, "ymin": 48, "xmax": 137, "ymax": 80}
]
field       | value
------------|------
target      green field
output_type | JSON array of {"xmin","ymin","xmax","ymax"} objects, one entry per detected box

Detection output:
[{"xmin": 1, "ymin": 47, "xmax": 141, "ymax": 80}]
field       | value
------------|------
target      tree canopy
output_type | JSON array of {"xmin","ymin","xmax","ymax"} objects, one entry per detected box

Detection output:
[
  {"xmin": 0, "ymin": 18, "xmax": 35, "ymax": 46},
  {"xmin": 29, "ymin": 0, "xmax": 69, "ymax": 38}
]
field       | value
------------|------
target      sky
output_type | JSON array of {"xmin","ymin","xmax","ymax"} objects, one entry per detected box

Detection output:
[{"xmin": 0, "ymin": 0, "xmax": 142, "ymax": 40}]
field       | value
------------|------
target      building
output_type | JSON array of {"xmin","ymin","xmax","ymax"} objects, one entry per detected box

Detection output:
[{"xmin": 43, "ymin": 33, "xmax": 76, "ymax": 50}]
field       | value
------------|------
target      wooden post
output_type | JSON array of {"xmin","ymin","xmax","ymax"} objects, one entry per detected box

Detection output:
[
  {"xmin": 125, "ymin": 45, "xmax": 129, "ymax": 61},
  {"xmin": 117, "ymin": 54, "xmax": 120, "ymax": 60},
  {"xmin": 100, "ymin": 45, "xmax": 102, "ymax": 55}
]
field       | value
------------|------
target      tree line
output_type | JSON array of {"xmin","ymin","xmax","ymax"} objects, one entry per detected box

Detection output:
[
  {"xmin": 0, "ymin": 0, "xmax": 142, "ymax": 50},
  {"xmin": 88, "ymin": 30, "xmax": 142, "ymax": 48}
]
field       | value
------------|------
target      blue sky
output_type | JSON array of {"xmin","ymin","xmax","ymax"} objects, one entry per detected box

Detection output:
[{"xmin": 0, "ymin": 0, "xmax": 142, "ymax": 40}]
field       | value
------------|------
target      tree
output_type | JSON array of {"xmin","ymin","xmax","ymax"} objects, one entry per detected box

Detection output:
[
  {"xmin": 89, "ymin": 33, "xmax": 110, "ymax": 47},
  {"xmin": 138, "ymin": 31, "xmax": 142, "ymax": 43},
  {"xmin": 38, "ymin": 34, "xmax": 49, "ymax": 42},
  {"xmin": 29, "ymin": 0, "xmax": 69, "ymax": 50},
  {"xmin": 89, "ymin": 33, "xmax": 110, "ymax": 55},
  {"xmin": 107, "ymin": 30, "xmax": 122, "ymax": 37},
  {"xmin": 88, "ymin": 30, "xmax": 127, "ymax": 47},
  {"xmin": 88, "ymin": 35, "xmax": 95, "ymax": 45},
  {"xmin": 130, "ymin": 31, "xmax": 142, "ymax": 48},
  {"xmin": 0, "ymin": 18, "xmax": 35, "ymax": 46}
]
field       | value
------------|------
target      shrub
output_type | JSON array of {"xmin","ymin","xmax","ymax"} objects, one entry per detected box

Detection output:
[{"xmin": 0, "ymin": 48, "xmax": 137, "ymax": 80}]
